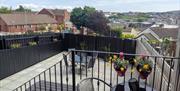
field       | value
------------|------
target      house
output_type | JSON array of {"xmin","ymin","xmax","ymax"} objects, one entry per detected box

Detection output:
[
  {"xmin": 0, "ymin": 14, "xmax": 57, "ymax": 33},
  {"xmin": 137, "ymin": 27, "xmax": 179, "ymax": 56},
  {"xmin": 38, "ymin": 8, "xmax": 71, "ymax": 27}
]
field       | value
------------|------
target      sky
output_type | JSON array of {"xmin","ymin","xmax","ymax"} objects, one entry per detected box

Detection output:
[{"xmin": 0, "ymin": 0, "xmax": 179, "ymax": 12}]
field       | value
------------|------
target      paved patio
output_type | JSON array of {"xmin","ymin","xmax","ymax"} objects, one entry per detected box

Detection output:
[{"xmin": 0, "ymin": 51, "xmax": 142, "ymax": 91}]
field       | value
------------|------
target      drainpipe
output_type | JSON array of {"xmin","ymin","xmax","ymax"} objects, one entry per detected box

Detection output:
[{"xmin": 174, "ymin": 19, "xmax": 180, "ymax": 91}]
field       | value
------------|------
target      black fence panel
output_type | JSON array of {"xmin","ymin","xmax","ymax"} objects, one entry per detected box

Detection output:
[
  {"xmin": 0, "ymin": 41, "xmax": 62, "ymax": 80},
  {"xmin": 0, "ymin": 33, "xmax": 136, "ymax": 80}
]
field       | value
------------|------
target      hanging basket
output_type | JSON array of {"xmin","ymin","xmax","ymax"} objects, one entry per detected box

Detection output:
[
  {"xmin": 136, "ymin": 64, "xmax": 152, "ymax": 79},
  {"xmin": 113, "ymin": 52, "xmax": 128, "ymax": 77},
  {"xmin": 114, "ymin": 67, "xmax": 127, "ymax": 76}
]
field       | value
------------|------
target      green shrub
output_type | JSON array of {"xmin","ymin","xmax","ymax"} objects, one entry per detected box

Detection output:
[
  {"xmin": 10, "ymin": 43, "xmax": 21, "ymax": 49},
  {"xmin": 38, "ymin": 25, "xmax": 46, "ymax": 31},
  {"xmin": 28, "ymin": 42, "xmax": 37, "ymax": 46},
  {"xmin": 121, "ymin": 34, "xmax": 135, "ymax": 39}
]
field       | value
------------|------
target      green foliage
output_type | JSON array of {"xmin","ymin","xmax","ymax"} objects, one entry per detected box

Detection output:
[
  {"xmin": 110, "ymin": 27, "xmax": 123, "ymax": 37},
  {"xmin": 38, "ymin": 25, "xmax": 46, "ymax": 31},
  {"xmin": 57, "ymin": 24, "xmax": 65, "ymax": 31},
  {"xmin": 71, "ymin": 6, "xmax": 109, "ymax": 35},
  {"xmin": 48, "ymin": 26, "xmax": 52, "ymax": 31},
  {"xmin": 70, "ymin": 6, "xmax": 96, "ymax": 29},
  {"xmin": 108, "ymin": 13, "xmax": 150, "ymax": 22},
  {"xmin": 114, "ymin": 58, "xmax": 129, "ymax": 68},
  {"xmin": 147, "ymin": 40, "xmax": 160, "ymax": 44},
  {"xmin": 162, "ymin": 37, "xmax": 170, "ymax": 44},
  {"xmin": 86, "ymin": 11, "xmax": 110, "ymax": 35},
  {"xmin": 25, "ymin": 30, "xmax": 34, "ymax": 34},
  {"xmin": 121, "ymin": 34, "xmax": 135, "ymax": 39},
  {"xmin": 136, "ymin": 57, "xmax": 153, "ymax": 72},
  {"xmin": 15, "ymin": 5, "xmax": 31, "ymax": 12},
  {"xmin": 28, "ymin": 42, "xmax": 37, "ymax": 46},
  {"xmin": 0, "ymin": 6, "xmax": 12, "ymax": 14},
  {"xmin": 10, "ymin": 43, "xmax": 21, "ymax": 49}
]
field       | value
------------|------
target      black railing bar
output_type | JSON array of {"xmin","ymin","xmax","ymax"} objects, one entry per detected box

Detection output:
[
  {"xmin": 60, "ymin": 61, "xmax": 63, "ymax": 91},
  {"xmin": 70, "ymin": 50, "xmax": 180, "ymax": 59},
  {"xmin": 44, "ymin": 71, "xmax": 47, "ymax": 91},
  {"xmin": 71, "ymin": 51, "xmax": 76, "ymax": 91},
  {"xmin": 24, "ymin": 83, "xmax": 27, "ymax": 91},
  {"xmin": 80, "ymin": 52, "xmax": 82, "ymax": 79},
  {"xmin": 167, "ymin": 58, "xmax": 173, "ymax": 91},
  {"xmin": 152, "ymin": 57, "xmax": 157, "ymax": 91},
  {"xmin": 20, "ymin": 85, "xmax": 22, "ymax": 91},
  {"xmin": 91, "ymin": 53, "xmax": 94, "ymax": 77},
  {"xmin": 104, "ymin": 58, "xmax": 106, "ymax": 91},
  {"xmin": 14, "ymin": 52, "xmax": 71, "ymax": 89},
  {"xmin": 34, "ymin": 77, "xmax": 36, "ymax": 91},
  {"xmin": 97, "ymin": 56, "xmax": 100, "ymax": 91},
  {"xmin": 38, "ymin": 74, "xmax": 41, "ymax": 91},
  {"xmin": 49, "ymin": 68, "xmax": 52, "ymax": 91},
  {"xmin": 159, "ymin": 58, "xmax": 165, "ymax": 91},
  {"xmin": 86, "ymin": 54, "xmax": 88, "ymax": 77},
  {"xmin": 110, "ymin": 58, "xmax": 112, "ymax": 89},
  {"xmin": 54, "ymin": 65, "xmax": 57, "ymax": 91},
  {"xmin": 145, "ymin": 79, "xmax": 147, "ymax": 90},
  {"xmin": 29, "ymin": 81, "xmax": 31, "ymax": 91}
]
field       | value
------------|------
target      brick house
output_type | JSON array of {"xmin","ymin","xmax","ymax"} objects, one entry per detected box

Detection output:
[
  {"xmin": 0, "ymin": 14, "xmax": 57, "ymax": 33},
  {"xmin": 38, "ymin": 8, "xmax": 70, "ymax": 25}
]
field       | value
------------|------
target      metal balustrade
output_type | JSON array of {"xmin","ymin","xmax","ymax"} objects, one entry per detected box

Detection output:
[{"xmin": 13, "ymin": 50, "xmax": 180, "ymax": 91}]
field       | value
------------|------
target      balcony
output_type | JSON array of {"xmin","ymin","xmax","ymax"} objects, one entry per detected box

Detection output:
[{"xmin": 0, "ymin": 33, "xmax": 179, "ymax": 91}]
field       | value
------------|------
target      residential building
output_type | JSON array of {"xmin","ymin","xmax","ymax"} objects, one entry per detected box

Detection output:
[
  {"xmin": 38, "ymin": 8, "xmax": 71, "ymax": 28},
  {"xmin": 137, "ymin": 27, "xmax": 179, "ymax": 57},
  {"xmin": 0, "ymin": 14, "xmax": 57, "ymax": 33}
]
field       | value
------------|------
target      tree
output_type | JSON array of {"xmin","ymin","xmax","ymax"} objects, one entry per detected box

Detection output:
[
  {"xmin": 0, "ymin": 7, "xmax": 12, "ymax": 13},
  {"xmin": 15, "ymin": 5, "xmax": 31, "ymax": 12},
  {"xmin": 70, "ymin": 6, "xmax": 96, "ymax": 29},
  {"xmin": 86, "ymin": 11, "xmax": 110, "ymax": 35},
  {"xmin": 110, "ymin": 27, "xmax": 123, "ymax": 37},
  {"xmin": 70, "ymin": 6, "xmax": 110, "ymax": 35}
]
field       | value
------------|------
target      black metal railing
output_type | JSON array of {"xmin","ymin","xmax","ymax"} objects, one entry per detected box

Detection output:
[{"xmin": 13, "ymin": 50, "xmax": 180, "ymax": 91}]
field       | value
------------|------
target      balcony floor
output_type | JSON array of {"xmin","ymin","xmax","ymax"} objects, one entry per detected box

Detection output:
[{"xmin": 0, "ymin": 51, "xmax": 149, "ymax": 91}]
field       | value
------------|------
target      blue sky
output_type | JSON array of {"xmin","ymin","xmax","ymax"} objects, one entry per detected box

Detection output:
[{"xmin": 0, "ymin": 0, "xmax": 179, "ymax": 12}]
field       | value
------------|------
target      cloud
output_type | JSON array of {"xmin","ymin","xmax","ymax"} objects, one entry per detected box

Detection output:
[{"xmin": 18, "ymin": 3, "xmax": 73, "ymax": 11}]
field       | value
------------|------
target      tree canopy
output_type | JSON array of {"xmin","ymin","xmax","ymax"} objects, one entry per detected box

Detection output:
[
  {"xmin": 0, "ymin": 7, "xmax": 12, "ymax": 14},
  {"xmin": 70, "ymin": 6, "xmax": 96, "ymax": 29},
  {"xmin": 15, "ymin": 5, "xmax": 32, "ymax": 12},
  {"xmin": 86, "ymin": 11, "xmax": 110, "ymax": 35},
  {"xmin": 70, "ymin": 6, "xmax": 110, "ymax": 35}
]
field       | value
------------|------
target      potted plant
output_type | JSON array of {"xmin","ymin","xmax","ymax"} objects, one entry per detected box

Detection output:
[
  {"xmin": 136, "ymin": 56, "xmax": 152, "ymax": 79},
  {"xmin": 113, "ymin": 52, "xmax": 129, "ymax": 77},
  {"xmin": 28, "ymin": 42, "xmax": 37, "ymax": 46}
]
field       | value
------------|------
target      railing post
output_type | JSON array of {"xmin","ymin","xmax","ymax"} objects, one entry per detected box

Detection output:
[{"xmin": 71, "ymin": 50, "xmax": 76, "ymax": 91}]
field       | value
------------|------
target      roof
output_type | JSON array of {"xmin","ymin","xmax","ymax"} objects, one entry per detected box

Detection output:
[
  {"xmin": 150, "ymin": 27, "xmax": 179, "ymax": 39},
  {"xmin": 0, "ymin": 14, "xmax": 57, "ymax": 25},
  {"xmin": 46, "ymin": 9, "xmax": 67, "ymax": 16}
]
